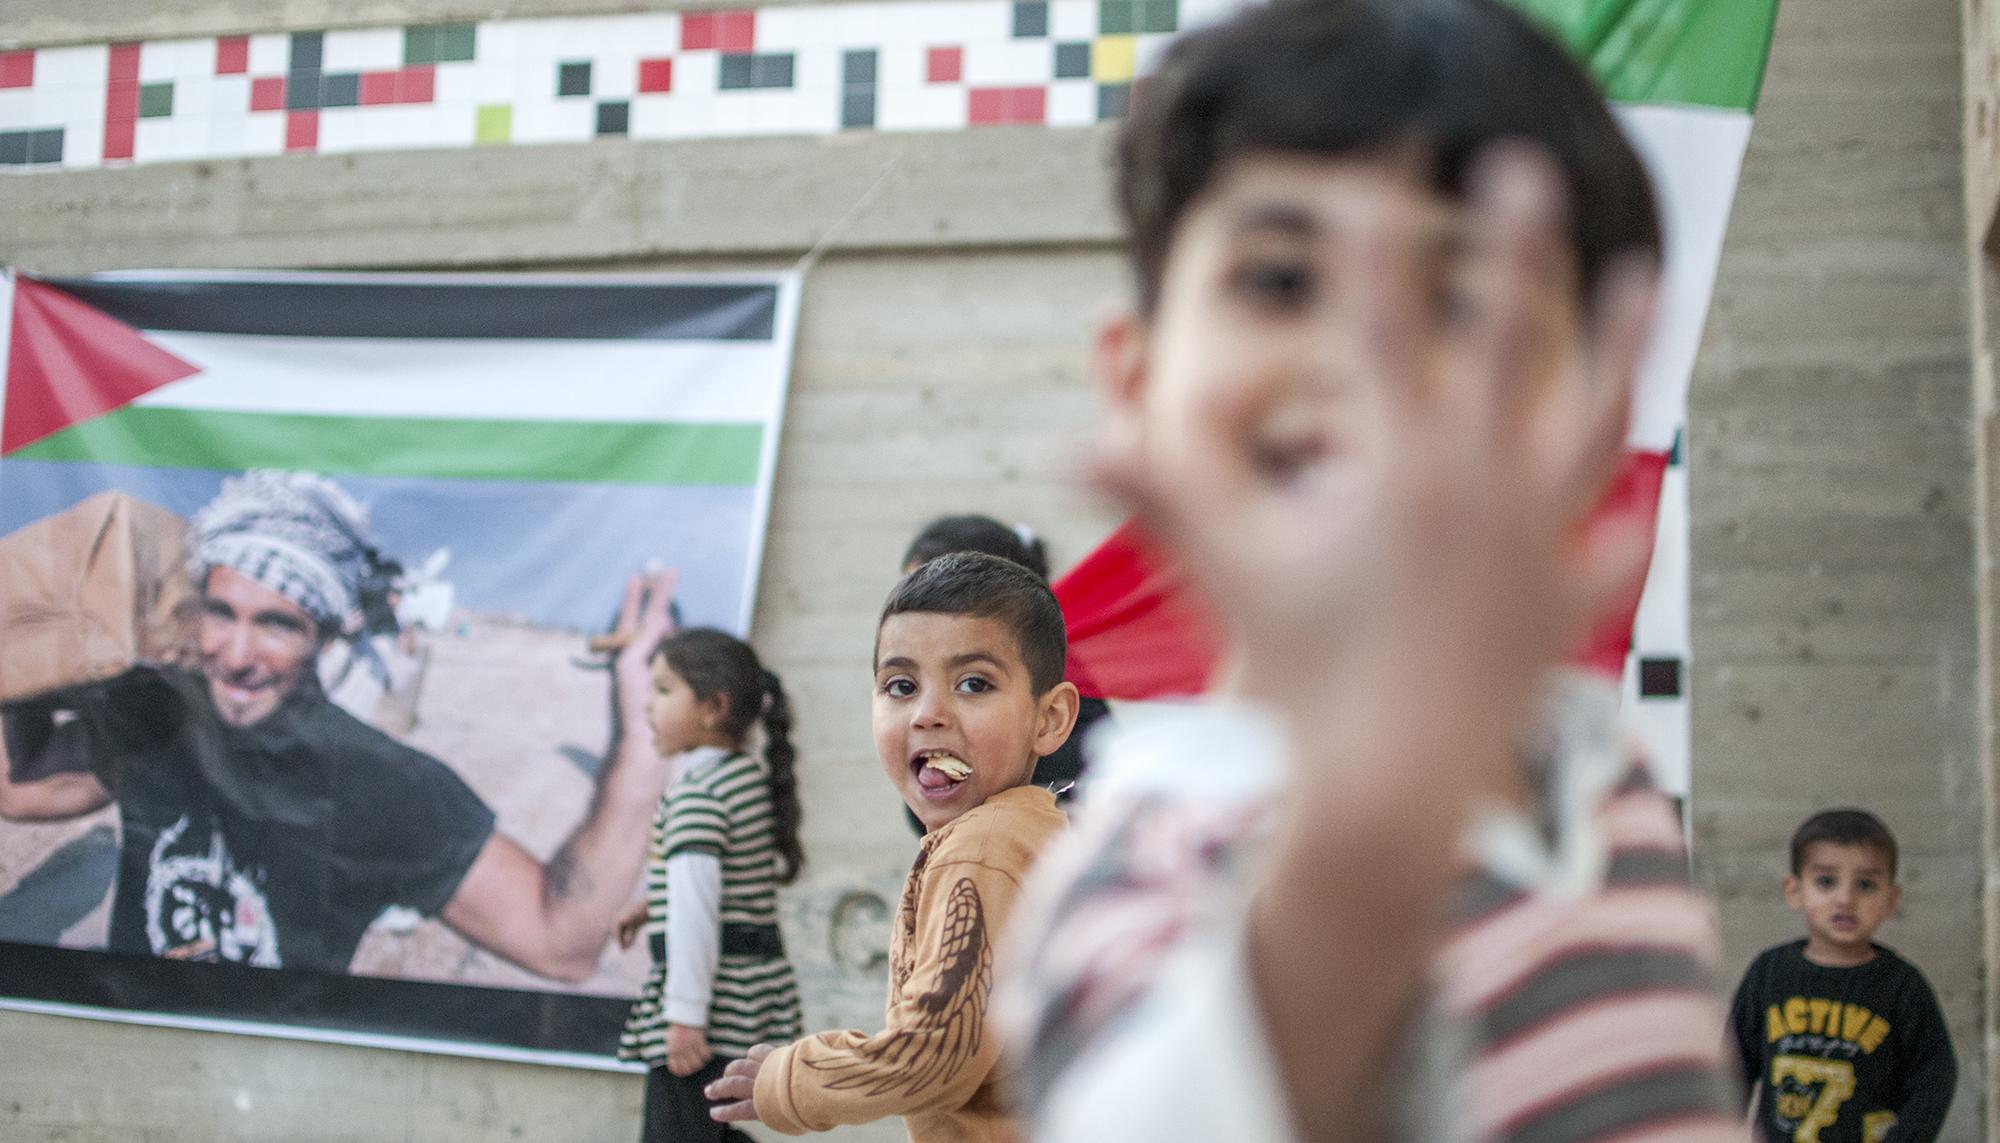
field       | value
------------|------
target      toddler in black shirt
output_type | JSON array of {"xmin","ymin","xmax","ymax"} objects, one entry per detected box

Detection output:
[{"xmin": 1729, "ymin": 809, "xmax": 1956, "ymax": 1142}]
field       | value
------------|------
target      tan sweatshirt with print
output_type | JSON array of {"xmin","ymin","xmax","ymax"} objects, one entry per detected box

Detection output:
[{"xmin": 753, "ymin": 785, "xmax": 1066, "ymax": 1143}]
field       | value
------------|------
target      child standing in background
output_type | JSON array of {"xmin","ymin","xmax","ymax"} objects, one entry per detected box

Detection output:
[
  {"xmin": 1731, "ymin": 809, "xmax": 1956, "ymax": 1142},
  {"xmin": 617, "ymin": 620, "xmax": 806, "ymax": 1143}
]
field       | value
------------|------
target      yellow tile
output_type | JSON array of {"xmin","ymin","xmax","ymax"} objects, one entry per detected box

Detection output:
[
  {"xmin": 1093, "ymin": 36, "xmax": 1137, "ymax": 84},
  {"xmin": 475, "ymin": 104, "xmax": 511, "ymax": 145}
]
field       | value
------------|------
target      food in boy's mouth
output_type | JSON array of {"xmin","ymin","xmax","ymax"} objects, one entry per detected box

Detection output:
[{"xmin": 915, "ymin": 750, "xmax": 973, "ymax": 789}]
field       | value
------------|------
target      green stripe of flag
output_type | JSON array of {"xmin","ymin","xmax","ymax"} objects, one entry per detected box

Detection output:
[
  {"xmin": 1507, "ymin": 0, "xmax": 1778, "ymax": 112},
  {"xmin": 9, "ymin": 407, "xmax": 765, "ymax": 486}
]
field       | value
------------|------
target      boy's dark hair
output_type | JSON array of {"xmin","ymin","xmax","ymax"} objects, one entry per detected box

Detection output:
[
  {"xmin": 1117, "ymin": 0, "xmax": 1661, "ymax": 314},
  {"xmin": 655, "ymin": 628, "xmax": 805, "ymax": 884},
  {"xmin": 1790, "ymin": 809, "xmax": 1898, "ymax": 879},
  {"xmin": 902, "ymin": 514, "xmax": 1050, "ymax": 580},
  {"xmin": 878, "ymin": 551, "xmax": 1068, "ymax": 695}
]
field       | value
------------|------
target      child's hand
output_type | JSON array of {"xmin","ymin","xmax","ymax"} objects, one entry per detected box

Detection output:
[
  {"xmin": 614, "ymin": 901, "xmax": 648, "ymax": 951},
  {"xmin": 705, "ymin": 1042, "xmax": 776, "ymax": 1123},
  {"xmin": 665, "ymin": 1023, "xmax": 712, "ymax": 1077},
  {"xmin": 612, "ymin": 569, "xmax": 680, "ymax": 682}
]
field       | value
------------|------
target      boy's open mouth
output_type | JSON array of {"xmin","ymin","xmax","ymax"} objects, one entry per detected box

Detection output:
[{"xmin": 912, "ymin": 748, "xmax": 973, "ymax": 799}]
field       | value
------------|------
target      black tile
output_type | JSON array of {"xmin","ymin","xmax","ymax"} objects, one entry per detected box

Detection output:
[
  {"xmin": 1097, "ymin": 82, "xmax": 1130, "ymax": 120},
  {"xmin": 1638, "ymin": 657, "xmax": 1683, "ymax": 699},
  {"xmin": 750, "ymin": 53, "xmax": 794, "ymax": 88},
  {"xmin": 1054, "ymin": 41, "xmax": 1090, "ymax": 79},
  {"xmin": 321, "ymin": 72, "xmax": 360, "ymax": 108},
  {"xmin": 557, "ymin": 60, "xmax": 592, "ymax": 97},
  {"xmin": 841, "ymin": 89, "xmax": 875, "ymax": 128},
  {"xmin": 1013, "ymin": 1, "xmax": 1049, "ymax": 37},
  {"xmin": 26, "ymin": 128, "xmax": 63, "ymax": 164},
  {"xmin": 287, "ymin": 69, "xmax": 322, "ymax": 109},
  {"xmin": 596, "ymin": 100, "xmax": 630, "ymax": 135},
  {"xmin": 290, "ymin": 31, "xmax": 324, "ymax": 71},
  {"xmin": 718, "ymin": 54, "xmax": 755, "ymax": 89},
  {"xmin": 0, "ymin": 131, "xmax": 32, "ymax": 165},
  {"xmin": 843, "ymin": 49, "xmax": 877, "ymax": 86}
]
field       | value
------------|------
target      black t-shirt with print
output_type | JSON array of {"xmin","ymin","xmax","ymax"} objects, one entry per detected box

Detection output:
[
  {"xmin": 74, "ymin": 668, "xmax": 495, "ymax": 974},
  {"xmin": 1730, "ymin": 939, "xmax": 1956, "ymax": 1143}
]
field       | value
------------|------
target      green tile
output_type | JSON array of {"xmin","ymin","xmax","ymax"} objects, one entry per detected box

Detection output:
[
  {"xmin": 1098, "ymin": 0, "xmax": 1135, "ymax": 35},
  {"xmin": 438, "ymin": 23, "xmax": 477, "ymax": 62},
  {"xmin": 404, "ymin": 25, "xmax": 438, "ymax": 65},
  {"xmin": 1138, "ymin": 0, "xmax": 1177, "ymax": 33},
  {"xmin": 139, "ymin": 82, "xmax": 173, "ymax": 118},
  {"xmin": 475, "ymin": 104, "xmax": 511, "ymax": 144}
]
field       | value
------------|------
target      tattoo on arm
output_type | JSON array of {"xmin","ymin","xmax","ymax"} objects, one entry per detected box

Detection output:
[{"xmin": 546, "ymin": 848, "xmax": 595, "ymax": 902}]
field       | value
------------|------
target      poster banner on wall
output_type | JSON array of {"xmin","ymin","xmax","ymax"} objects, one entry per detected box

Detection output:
[{"xmin": 0, "ymin": 269, "xmax": 800, "ymax": 1065}]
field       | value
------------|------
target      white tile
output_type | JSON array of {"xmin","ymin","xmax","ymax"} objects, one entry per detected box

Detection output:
[
  {"xmin": 1050, "ymin": 0, "xmax": 1095, "ymax": 40},
  {"xmin": 467, "ymin": 59, "xmax": 519, "ymax": 102},
  {"xmin": 791, "ymin": 45, "xmax": 842, "ymax": 95},
  {"xmin": 139, "ymin": 40, "xmax": 184, "ymax": 83},
  {"xmin": 876, "ymin": 79, "xmax": 965, "ymax": 130},
  {"xmin": 473, "ymin": 21, "xmax": 523, "ymax": 63},
  {"xmin": 247, "ymin": 34, "xmax": 289, "ymax": 75},
  {"xmin": 170, "ymin": 74, "xmax": 215, "ymax": 118},
  {"xmin": 207, "ymin": 113, "xmax": 247, "ymax": 156},
  {"xmin": 1046, "ymin": 77, "xmax": 1093, "ymax": 125},
  {"xmin": 837, "ymin": 5, "xmax": 891, "ymax": 45},
  {"xmin": 966, "ymin": 39, "xmax": 1054, "ymax": 85},
  {"xmin": 593, "ymin": 54, "xmax": 638, "ymax": 100},
  {"xmin": 755, "ymin": 5, "xmax": 840, "ymax": 53},
  {"xmin": 0, "ymin": 90, "xmax": 36, "ymax": 131},
  {"xmin": 1178, "ymin": 0, "xmax": 1236, "ymax": 33},
  {"xmin": 877, "ymin": 43, "xmax": 928, "ymax": 88},
  {"xmin": 241, "ymin": 111, "xmax": 285, "ymax": 155},
  {"xmin": 588, "ymin": 13, "xmax": 680, "ymax": 56},
  {"xmin": 133, "ymin": 117, "xmax": 177, "ymax": 161},
  {"xmin": 316, "ymin": 106, "xmax": 368, "ymax": 151},
  {"xmin": 511, "ymin": 97, "xmax": 592, "ymax": 143},
  {"xmin": 35, "ymin": 45, "xmax": 106, "ymax": 87},
  {"xmin": 60, "ymin": 120, "xmax": 103, "ymax": 166},
  {"xmin": 209, "ymin": 74, "xmax": 250, "ymax": 118},
  {"xmin": 174, "ymin": 116, "xmax": 209, "ymax": 157},
  {"xmin": 633, "ymin": 92, "xmax": 715, "ymax": 139},
  {"xmin": 324, "ymin": 27, "xmax": 403, "ymax": 72},
  {"xmin": 673, "ymin": 51, "xmax": 720, "ymax": 95},
  {"xmin": 433, "ymin": 63, "xmax": 481, "ymax": 106}
]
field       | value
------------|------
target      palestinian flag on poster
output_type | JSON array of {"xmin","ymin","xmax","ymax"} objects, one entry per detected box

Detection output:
[
  {"xmin": 0, "ymin": 269, "xmax": 798, "ymax": 1063},
  {"xmin": 0, "ymin": 270, "xmax": 798, "ymax": 634},
  {"xmin": 1055, "ymin": 0, "xmax": 1780, "ymax": 794}
]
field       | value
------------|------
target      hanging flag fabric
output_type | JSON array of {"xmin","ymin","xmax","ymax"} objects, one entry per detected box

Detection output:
[
  {"xmin": 0, "ymin": 269, "xmax": 800, "ymax": 1065},
  {"xmin": 1054, "ymin": 0, "xmax": 1779, "ymax": 794}
]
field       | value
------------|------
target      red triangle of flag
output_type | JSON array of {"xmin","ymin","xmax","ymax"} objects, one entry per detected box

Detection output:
[{"xmin": 3, "ymin": 274, "xmax": 201, "ymax": 455}]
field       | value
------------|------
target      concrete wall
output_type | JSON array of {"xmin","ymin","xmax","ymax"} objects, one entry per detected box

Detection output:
[
  {"xmin": 1690, "ymin": 0, "xmax": 1984, "ymax": 1139},
  {"xmin": 2, "ymin": 0, "xmax": 1991, "ymax": 1140}
]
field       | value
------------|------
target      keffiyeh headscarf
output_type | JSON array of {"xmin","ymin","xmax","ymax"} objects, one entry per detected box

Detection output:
[{"xmin": 188, "ymin": 470, "xmax": 379, "ymax": 630}]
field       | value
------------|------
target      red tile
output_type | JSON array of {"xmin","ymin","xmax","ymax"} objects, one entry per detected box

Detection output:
[
  {"xmin": 285, "ymin": 110, "xmax": 319, "ymax": 152},
  {"xmin": 359, "ymin": 71, "xmax": 397, "ymax": 104},
  {"xmin": 0, "ymin": 51, "xmax": 34, "ymax": 89},
  {"xmin": 969, "ymin": 86, "xmax": 1046, "ymax": 125},
  {"xmin": 103, "ymin": 117, "xmax": 135, "ymax": 161},
  {"xmin": 249, "ymin": 75, "xmax": 286, "ymax": 111},
  {"xmin": 108, "ymin": 42, "xmax": 141, "ymax": 83},
  {"xmin": 215, "ymin": 36, "xmax": 249, "ymax": 75},
  {"xmin": 105, "ymin": 78, "xmax": 139, "ymax": 120},
  {"xmin": 638, "ymin": 57, "xmax": 674, "ymax": 93},
  {"xmin": 716, "ymin": 10, "xmax": 756, "ymax": 52},
  {"xmin": 397, "ymin": 66, "xmax": 434, "ymax": 103},
  {"xmin": 681, "ymin": 12, "xmax": 716, "ymax": 50},
  {"xmin": 927, "ymin": 46, "xmax": 962, "ymax": 84}
]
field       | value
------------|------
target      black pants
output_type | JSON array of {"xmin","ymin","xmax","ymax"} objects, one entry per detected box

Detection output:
[{"xmin": 642, "ymin": 1057, "xmax": 755, "ymax": 1143}]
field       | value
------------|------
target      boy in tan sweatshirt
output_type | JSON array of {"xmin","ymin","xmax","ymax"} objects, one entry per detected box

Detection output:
[{"xmin": 706, "ymin": 551, "xmax": 1077, "ymax": 1142}]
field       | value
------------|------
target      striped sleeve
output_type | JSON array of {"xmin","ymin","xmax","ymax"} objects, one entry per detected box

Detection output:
[
  {"xmin": 664, "ymin": 784, "xmax": 729, "ymax": 860},
  {"xmin": 1437, "ymin": 771, "xmax": 1743, "ymax": 1143}
]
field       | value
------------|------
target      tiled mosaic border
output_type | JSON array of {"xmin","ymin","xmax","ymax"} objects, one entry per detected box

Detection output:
[{"xmin": 0, "ymin": 0, "xmax": 1226, "ymax": 169}]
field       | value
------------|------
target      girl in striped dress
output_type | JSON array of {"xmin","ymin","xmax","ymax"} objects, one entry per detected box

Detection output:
[{"xmin": 616, "ymin": 627, "xmax": 804, "ymax": 1143}]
